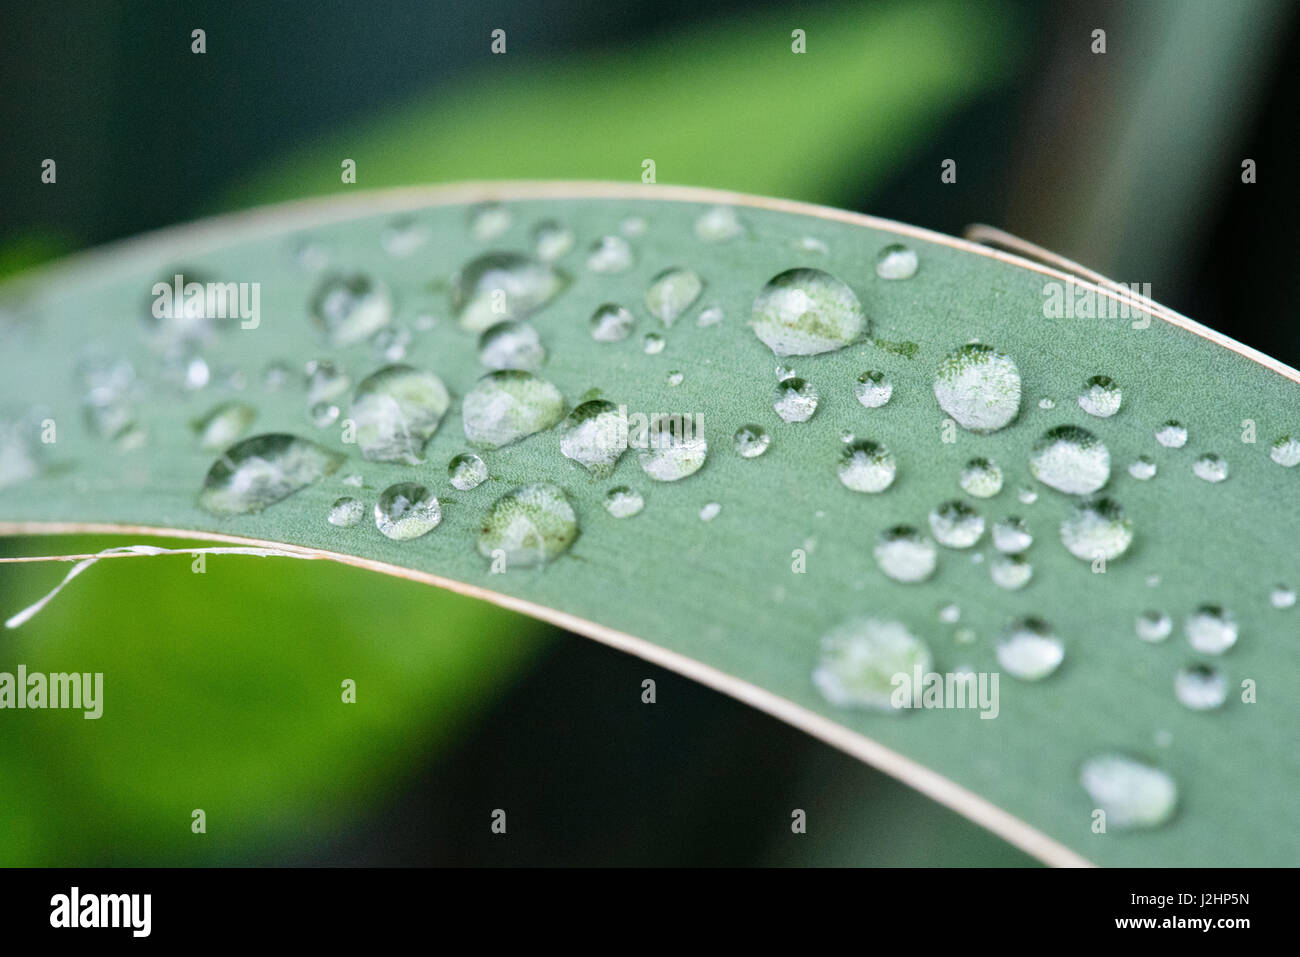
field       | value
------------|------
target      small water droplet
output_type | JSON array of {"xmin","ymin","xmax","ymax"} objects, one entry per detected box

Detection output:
[
  {"xmin": 1060, "ymin": 498, "xmax": 1132, "ymax": 561},
  {"xmin": 932, "ymin": 344, "xmax": 1022, "ymax": 433},
  {"xmin": 996, "ymin": 618, "xmax": 1063, "ymax": 681},
  {"xmin": 478, "ymin": 320, "xmax": 546, "ymax": 371},
  {"xmin": 938, "ymin": 603, "xmax": 961, "ymax": 624},
  {"xmin": 448, "ymin": 453, "xmax": 488, "ymax": 491},
  {"xmin": 991, "ymin": 517, "xmax": 1032, "ymax": 554},
  {"xmin": 873, "ymin": 526, "xmax": 937, "ymax": 583},
  {"xmin": 462, "ymin": 370, "xmax": 565, "ymax": 449},
  {"xmin": 604, "ymin": 486, "xmax": 644, "ymax": 518},
  {"xmin": 875, "ymin": 243, "xmax": 918, "ymax": 280},
  {"xmin": 1079, "ymin": 755, "xmax": 1177, "ymax": 829},
  {"xmin": 450, "ymin": 252, "xmax": 568, "ymax": 332},
  {"xmin": 1037, "ymin": 398, "xmax": 1055, "ymax": 410},
  {"xmin": 1017, "ymin": 486, "xmax": 1038, "ymax": 505},
  {"xmin": 773, "ymin": 377, "xmax": 819, "ymax": 423},
  {"xmin": 929, "ymin": 500, "xmax": 984, "ymax": 548},
  {"xmin": 371, "ymin": 324, "xmax": 411, "ymax": 362},
  {"xmin": 341, "ymin": 473, "xmax": 364, "ymax": 487},
  {"xmin": 645, "ymin": 267, "xmax": 704, "ymax": 326},
  {"xmin": 620, "ymin": 215, "xmax": 647, "ymax": 237},
  {"xmin": 699, "ymin": 502, "xmax": 722, "ymax": 521},
  {"xmin": 559, "ymin": 400, "xmax": 628, "ymax": 477},
  {"xmin": 381, "ymin": 216, "xmax": 430, "ymax": 256},
  {"xmin": 813, "ymin": 617, "xmax": 933, "ymax": 713},
  {"xmin": 532, "ymin": 219, "xmax": 575, "ymax": 262},
  {"xmin": 586, "ymin": 235, "xmax": 634, "ymax": 273},
  {"xmin": 733, "ymin": 425, "xmax": 771, "ymax": 458},
  {"xmin": 1175, "ymin": 663, "xmax": 1227, "ymax": 710},
  {"xmin": 638, "ymin": 415, "xmax": 708, "ymax": 481},
  {"xmin": 959, "ymin": 458, "xmax": 1003, "ymax": 498},
  {"xmin": 1078, "ymin": 375, "xmax": 1122, "ymax": 418},
  {"xmin": 352, "ymin": 364, "xmax": 451, "ymax": 463},
  {"xmin": 327, "ymin": 496, "xmax": 365, "ymax": 527},
  {"xmin": 1270, "ymin": 435, "xmax": 1300, "ymax": 467},
  {"xmin": 838, "ymin": 440, "xmax": 897, "ymax": 493},
  {"xmin": 750, "ymin": 268, "xmax": 865, "ymax": 356},
  {"xmin": 854, "ymin": 370, "xmax": 893, "ymax": 408},
  {"xmin": 1270, "ymin": 584, "xmax": 1296, "ymax": 609},
  {"xmin": 311, "ymin": 273, "xmax": 393, "ymax": 346},
  {"xmin": 1155, "ymin": 420, "xmax": 1188, "ymax": 448},
  {"xmin": 193, "ymin": 401, "xmax": 256, "ymax": 450},
  {"xmin": 794, "ymin": 235, "xmax": 829, "ymax": 255},
  {"xmin": 304, "ymin": 359, "xmax": 350, "ymax": 405},
  {"xmin": 642, "ymin": 332, "xmax": 665, "ymax": 354},
  {"xmin": 469, "ymin": 202, "xmax": 512, "ymax": 242},
  {"xmin": 666, "ymin": 370, "xmax": 684, "ymax": 387},
  {"xmin": 694, "ymin": 205, "xmax": 743, "ymax": 242},
  {"xmin": 991, "ymin": 554, "xmax": 1033, "ymax": 590},
  {"xmin": 587, "ymin": 303, "xmax": 634, "ymax": 343},
  {"xmin": 478, "ymin": 483, "xmax": 578, "ymax": 565},
  {"xmin": 1029, "ymin": 425, "xmax": 1110, "ymax": 494},
  {"xmin": 198, "ymin": 434, "xmax": 344, "ymax": 515},
  {"xmin": 310, "ymin": 401, "xmax": 340, "ymax": 427},
  {"xmin": 1136, "ymin": 610, "xmax": 1172, "ymax": 642},
  {"xmin": 262, "ymin": 360, "xmax": 292, "ymax": 391},
  {"xmin": 375, "ymin": 482, "xmax": 441, "ymax": 540},
  {"xmin": 1128, "ymin": 456, "xmax": 1157, "ymax": 480},
  {"xmin": 1192, "ymin": 453, "xmax": 1228, "ymax": 483},
  {"xmin": 1185, "ymin": 605, "xmax": 1237, "ymax": 655},
  {"xmin": 696, "ymin": 305, "xmax": 724, "ymax": 327}
]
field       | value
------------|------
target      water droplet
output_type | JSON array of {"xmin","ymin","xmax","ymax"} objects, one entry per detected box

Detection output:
[
  {"xmin": 478, "ymin": 483, "xmax": 578, "ymax": 565},
  {"xmin": 291, "ymin": 239, "xmax": 329, "ymax": 272},
  {"xmin": 699, "ymin": 502, "xmax": 722, "ymax": 521},
  {"xmin": 929, "ymin": 500, "xmax": 984, "ymax": 548},
  {"xmin": 532, "ymin": 219, "xmax": 575, "ymax": 262},
  {"xmin": 1060, "ymin": 498, "xmax": 1132, "ymax": 561},
  {"xmin": 327, "ymin": 496, "xmax": 365, "ymax": 527},
  {"xmin": 733, "ymin": 425, "xmax": 771, "ymax": 458},
  {"xmin": 374, "ymin": 482, "xmax": 441, "ymax": 540},
  {"xmin": 478, "ymin": 320, "xmax": 546, "ymax": 371},
  {"xmin": 643, "ymin": 332, "xmax": 665, "ymax": 354},
  {"xmin": 311, "ymin": 273, "xmax": 393, "ymax": 346},
  {"xmin": 645, "ymin": 267, "xmax": 704, "ymax": 326},
  {"xmin": 1175, "ymin": 663, "xmax": 1227, "ymax": 710},
  {"xmin": 586, "ymin": 235, "xmax": 634, "ymax": 273},
  {"xmin": 1079, "ymin": 755, "xmax": 1177, "ymax": 829},
  {"xmin": 666, "ymin": 370, "xmax": 684, "ymax": 387},
  {"xmin": 938, "ymin": 603, "xmax": 961, "ymax": 624},
  {"xmin": 584, "ymin": 303, "xmax": 632, "ymax": 343},
  {"xmin": 1136, "ymin": 610, "xmax": 1172, "ymax": 642},
  {"xmin": 1078, "ymin": 375, "xmax": 1121, "ymax": 418},
  {"xmin": 1029, "ymin": 425, "xmax": 1110, "ymax": 494},
  {"xmin": 932, "ymin": 344, "xmax": 1022, "ymax": 433},
  {"xmin": 1270, "ymin": 435, "xmax": 1300, "ymax": 467},
  {"xmin": 694, "ymin": 205, "xmax": 743, "ymax": 242},
  {"xmin": 750, "ymin": 268, "xmax": 865, "ymax": 356},
  {"xmin": 381, "ymin": 216, "xmax": 430, "ymax": 256},
  {"xmin": 559, "ymin": 400, "xmax": 628, "ymax": 477},
  {"xmin": 996, "ymin": 618, "xmax": 1063, "ymax": 681},
  {"xmin": 991, "ymin": 554, "xmax": 1033, "ymax": 590},
  {"xmin": 351, "ymin": 364, "xmax": 451, "ymax": 463},
  {"xmin": 1038, "ymin": 398, "xmax": 1056, "ymax": 410},
  {"xmin": 304, "ymin": 359, "xmax": 350, "ymax": 406},
  {"xmin": 620, "ymin": 215, "xmax": 647, "ymax": 237},
  {"xmin": 1192, "ymin": 453, "xmax": 1228, "ymax": 483},
  {"xmin": 696, "ymin": 305, "xmax": 724, "ymax": 327},
  {"xmin": 193, "ymin": 401, "xmax": 256, "ymax": 450},
  {"xmin": 854, "ymin": 370, "xmax": 893, "ymax": 408},
  {"xmin": 992, "ymin": 517, "xmax": 1032, "ymax": 554},
  {"xmin": 604, "ymin": 486, "xmax": 644, "ymax": 518},
  {"xmin": 469, "ymin": 202, "xmax": 511, "ymax": 242},
  {"xmin": 875, "ymin": 243, "xmax": 918, "ymax": 280},
  {"xmin": 813, "ymin": 617, "xmax": 933, "ymax": 713},
  {"xmin": 198, "ymin": 434, "xmax": 344, "ymax": 515},
  {"xmin": 1270, "ymin": 584, "xmax": 1296, "ymax": 609},
  {"xmin": 1155, "ymin": 420, "xmax": 1188, "ymax": 448},
  {"xmin": 1017, "ymin": 486, "xmax": 1038, "ymax": 505},
  {"xmin": 1185, "ymin": 605, "xmax": 1237, "ymax": 655},
  {"xmin": 794, "ymin": 236, "xmax": 829, "ymax": 255},
  {"xmin": 638, "ymin": 415, "xmax": 708, "ymax": 482},
  {"xmin": 448, "ymin": 453, "xmax": 488, "ymax": 491},
  {"xmin": 78, "ymin": 351, "xmax": 137, "ymax": 440},
  {"xmin": 310, "ymin": 401, "xmax": 340, "ymax": 428},
  {"xmin": 450, "ymin": 252, "xmax": 568, "ymax": 332},
  {"xmin": 1128, "ymin": 456, "xmax": 1157, "ymax": 480},
  {"xmin": 838, "ymin": 440, "xmax": 897, "ymax": 493},
  {"xmin": 959, "ymin": 458, "xmax": 1003, "ymax": 498},
  {"xmin": 873, "ymin": 526, "xmax": 937, "ymax": 583},
  {"xmin": 462, "ymin": 370, "xmax": 565, "ymax": 449},
  {"xmin": 341, "ymin": 473, "xmax": 364, "ymax": 487},
  {"xmin": 371, "ymin": 325, "xmax": 411, "ymax": 362},
  {"xmin": 262, "ymin": 360, "xmax": 292, "ymax": 391},
  {"xmin": 839, "ymin": 430, "xmax": 855, "ymax": 443},
  {"xmin": 773, "ymin": 377, "xmax": 819, "ymax": 423}
]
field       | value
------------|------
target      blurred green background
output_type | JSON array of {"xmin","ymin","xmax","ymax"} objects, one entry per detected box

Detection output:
[{"xmin": 0, "ymin": 0, "xmax": 1295, "ymax": 865}]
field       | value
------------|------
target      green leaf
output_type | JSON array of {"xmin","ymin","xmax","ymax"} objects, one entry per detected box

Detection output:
[{"xmin": 3, "ymin": 183, "xmax": 1298, "ymax": 866}]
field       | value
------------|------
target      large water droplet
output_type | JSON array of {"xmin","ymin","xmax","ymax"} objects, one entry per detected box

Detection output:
[
  {"xmin": 198, "ymin": 434, "xmax": 344, "ymax": 515},
  {"xmin": 638, "ymin": 416, "xmax": 708, "ymax": 482},
  {"xmin": 351, "ymin": 364, "xmax": 451, "ymax": 463},
  {"xmin": 448, "ymin": 453, "xmax": 488, "ymax": 491},
  {"xmin": 450, "ymin": 252, "xmax": 568, "ymax": 332},
  {"xmin": 590, "ymin": 303, "xmax": 635, "ymax": 342},
  {"xmin": 645, "ymin": 267, "xmax": 704, "ymax": 326},
  {"xmin": 586, "ymin": 235, "xmax": 634, "ymax": 273},
  {"xmin": 193, "ymin": 401, "xmax": 256, "ymax": 450},
  {"xmin": 1078, "ymin": 375, "xmax": 1122, "ymax": 418},
  {"xmin": 1192, "ymin": 453, "xmax": 1228, "ymax": 483},
  {"xmin": 1270, "ymin": 435, "xmax": 1300, "ymax": 467},
  {"xmin": 773, "ymin": 377, "xmax": 819, "ymax": 422},
  {"xmin": 873, "ymin": 526, "xmax": 938, "ymax": 583},
  {"xmin": 996, "ymin": 618, "xmax": 1063, "ymax": 680},
  {"xmin": 478, "ymin": 320, "xmax": 546, "ymax": 371},
  {"xmin": 1029, "ymin": 425, "xmax": 1110, "ymax": 494},
  {"xmin": 959, "ymin": 458, "xmax": 1003, "ymax": 498},
  {"xmin": 478, "ymin": 483, "xmax": 578, "ymax": 566},
  {"xmin": 932, "ymin": 344, "xmax": 1021, "ymax": 433},
  {"xmin": 311, "ymin": 273, "xmax": 393, "ymax": 346},
  {"xmin": 813, "ymin": 617, "xmax": 933, "ymax": 713},
  {"xmin": 559, "ymin": 400, "xmax": 628, "ymax": 477},
  {"xmin": 854, "ymin": 370, "xmax": 893, "ymax": 408},
  {"xmin": 1079, "ymin": 755, "xmax": 1177, "ymax": 829},
  {"xmin": 604, "ymin": 486, "xmax": 644, "ymax": 518},
  {"xmin": 1060, "ymin": 498, "xmax": 1132, "ymax": 561},
  {"xmin": 733, "ymin": 424, "xmax": 771, "ymax": 458},
  {"xmin": 1155, "ymin": 420, "xmax": 1188, "ymax": 448},
  {"xmin": 1136, "ymin": 610, "xmax": 1172, "ymax": 642},
  {"xmin": 929, "ymin": 500, "xmax": 984, "ymax": 548},
  {"xmin": 990, "ymin": 554, "xmax": 1033, "ymax": 590},
  {"xmin": 1185, "ymin": 605, "xmax": 1237, "ymax": 655},
  {"xmin": 992, "ymin": 516, "xmax": 1032, "ymax": 554},
  {"xmin": 1175, "ymin": 664, "xmax": 1227, "ymax": 710},
  {"xmin": 374, "ymin": 482, "xmax": 441, "ymax": 540},
  {"xmin": 462, "ymin": 370, "xmax": 565, "ymax": 449},
  {"xmin": 875, "ymin": 243, "xmax": 918, "ymax": 280},
  {"xmin": 327, "ymin": 496, "xmax": 365, "ymax": 527},
  {"xmin": 838, "ymin": 440, "xmax": 897, "ymax": 493},
  {"xmin": 694, "ymin": 205, "xmax": 743, "ymax": 242},
  {"xmin": 750, "ymin": 268, "xmax": 865, "ymax": 356}
]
